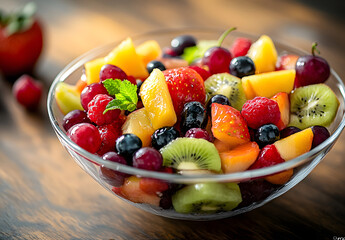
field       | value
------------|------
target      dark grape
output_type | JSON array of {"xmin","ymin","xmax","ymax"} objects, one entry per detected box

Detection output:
[
  {"xmin": 100, "ymin": 152, "xmax": 128, "ymax": 187},
  {"xmin": 229, "ymin": 56, "xmax": 255, "ymax": 78},
  {"xmin": 170, "ymin": 35, "xmax": 197, "ymax": 56},
  {"xmin": 115, "ymin": 134, "xmax": 142, "ymax": 162},
  {"xmin": 151, "ymin": 127, "xmax": 179, "ymax": 150},
  {"xmin": 146, "ymin": 60, "xmax": 166, "ymax": 74},
  {"xmin": 280, "ymin": 126, "xmax": 301, "ymax": 139},
  {"xmin": 311, "ymin": 125, "xmax": 330, "ymax": 148}
]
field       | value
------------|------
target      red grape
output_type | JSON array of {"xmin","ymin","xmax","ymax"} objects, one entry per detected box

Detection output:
[
  {"xmin": 80, "ymin": 82, "xmax": 108, "ymax": 110},
  {"xmin": 99, "ymin": 64, "xmax": 127, "ymax": 81},
  {"xmin": 132, "ymin": 147, "xmax": 163, "ymax": 171},
  {"xmin": 62, "ymin": 109, "xmax": 91, "ymax": 131},
  {"xmin": 185, "ymin": 128, "xmax": 213, "ymax": 142},
  {"xmin": 67, "ymin": 123, "xmax": 101, "ymax": 153},
  {"xmin": 100, "ymin": 151, "xmax": 128, "ymax": 187}
]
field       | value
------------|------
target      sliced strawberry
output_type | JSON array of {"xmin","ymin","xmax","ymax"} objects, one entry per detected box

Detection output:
[
  {"xmin": 249, "ymin": 144, "xmax": 284, "ymax": 170},
  {"xmin": 188, "ymin": 66, "xmax": 211, "ymax": 81},
  {"xmin": 230, "ymin": 38, "xmax": 252, "ymax": 58},
  {"xmin": 211, "ymin": 103, "xmax": 250, "ymax": 148},
  {"xmin": 163, "ymin": 67, "xmax": 206, "ymax": 115}
]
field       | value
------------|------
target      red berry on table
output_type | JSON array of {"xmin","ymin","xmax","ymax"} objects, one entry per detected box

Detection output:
[
  {"xmin": 87, "ymin": 94, "xmax": 120, "ymax": 126},
  {"xmin": 0, "ymin": 3, "xmax": 43, "ymax": 78},
  {"xmin": 80, "ymin": 82, "xmax": 108, "ymax": 110},
  {"xmin": 241, "ymin": 97, "xmax": 281, "ymax": 129},
  {"xmin": 275, "ymin": 54, "xmax": 299, "ymax": 71},
  {"xmin": 99, "ymin": 64, "xmax": 128, "ymax": 82},
  {"xmin": 62, "ymin": 109, "xmax": 91, "ymax": 131},
  {"xmin": 12, "ymin": 74, "xmax": 42, "ymax": 110},
  {"xmin": 132, "ymin": 147, "xmax": 163, "ymax": 171},
  {"xmin": 294, "ymin": 42, "xmax": 330, "ymax": 88},
  {"xmin": 202, "ymin": 27, "xmax": 236, "ymax": 74},
  {"xmin": 163, "ymin": 67, "xmax": 206, "ymax": 115},
  {"xmin": 230, "ymin": 37, "xmax": 252, "ymax": 58},
  {"xmin": 67, "ymin": 123, "xmax": 102, "ymax": 153}
]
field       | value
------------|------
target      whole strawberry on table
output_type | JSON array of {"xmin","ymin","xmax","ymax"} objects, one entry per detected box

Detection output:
[
  {"xmin": 0, "ymin": 2, "xmax": 43, "ymax": 80},
  {"xmin": 55, "ymin": 28, "xmax": 339, "ymax": 214}
]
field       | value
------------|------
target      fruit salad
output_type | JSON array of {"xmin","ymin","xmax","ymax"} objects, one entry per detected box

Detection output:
[{"xmin": 55, "ymin": 28, "xmax": 340, "ymax": 215}]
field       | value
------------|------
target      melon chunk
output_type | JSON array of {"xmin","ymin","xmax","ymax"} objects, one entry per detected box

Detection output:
[
  {"xmin": 242, "ymin": 69, "xmax": 295, "ymax": 99},
  {"xmin": 55, "ymin": 82, "xmax": 83, "ymax": 115},
  {"xmin": 84, "ymin": 57, "xmax": 105, "ymax": 85},
  {"xmin": 136, "ymin": 40, "xmax": 162, "ymax": 65},
  {"xmin": 271, "ymin": 92, "xmax": 290, "ymax": 130},
  {"xmin": 104, "ymin": 37, "xmax": 149, "ymax": 79},
  {"xmin": 274, "ymin": 128, "xmax": 313, "ymax": 161},
  {"xmin": 122, "ymin": 108, "xmax": 155, "ymax": 147},
  {"xmin": 140, "ymin": 69, "xmax": 177, "ymax": 129},
  {"xmin": 220, "ymin": 142, "xmax": 260, "ymax": 173}
]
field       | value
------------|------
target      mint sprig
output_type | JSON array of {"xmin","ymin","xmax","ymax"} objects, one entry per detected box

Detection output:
[{"xmin": 103, "ymin": 79, "xmax": 138, "ymax": 113}]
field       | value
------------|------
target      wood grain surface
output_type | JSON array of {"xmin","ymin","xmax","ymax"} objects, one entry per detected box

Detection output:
[{"xmin": 1, "ymin": 0, "xmax": 345, "ymax": 239}]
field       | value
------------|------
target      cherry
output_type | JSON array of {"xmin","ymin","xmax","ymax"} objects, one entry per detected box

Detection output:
[
  {"xmin": 67, "ymin": 123, "xmax": 102, "ymax": 153},
  {"xmin": 80, "ymin": 82, "xmax": 108, "ymax": 110},
  {"xmin": 62, "ymin": 109, "xmax": 91, "ymax": 131},
  {"xmin": 99, "ymin": 64, "xmax": 127, "ymax": 81},
  {"xmin": 311, "ymin": 125, "xmax": 330, "ymax": 149},
  {"xmin": 12, "ymin": 74, "xmax": 42, "ymax": 110},
  {"xmin": 294, "ymin": 42, "xmax": 330, "ymax": 88},
  {"xmin": 132, "ymin": 147, "xmax": 163, "ymax": 171},
  {"xmin": 100, "ymin": 151, "xmax": 128, "ymax": 187},
  {"xmin": 202, "ymin": 27, "xmax": 236, "ymax": 75}
]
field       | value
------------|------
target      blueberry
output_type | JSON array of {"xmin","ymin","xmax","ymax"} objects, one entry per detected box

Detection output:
[
  {"xmin": 180, "ymin": 101, "xmax": 208, "ymax": 134},
  {"xmin": 151, "ymin": 127, "xmax": 179, "ymax": 150},
  {"xmin": 255, "ymin": 124, "xmax": 280, "ymax": 148},
  {"xmin": 206, "ymin": 94, "xmax": 230, "ymax": 115},
  {"xmin": 115, "ymin": 134, "xmax": 142, "ymax": 163},
  {"xmin": 229, "ymin": 56, "xmax": 255, "ymax": 78},
  {"xmin": 147, "ymin": 60, "xmax": 166, "ymax": 74},
  {"xmin": 170, "ymin": 35, "xmax": 197, "ymax": 56}
]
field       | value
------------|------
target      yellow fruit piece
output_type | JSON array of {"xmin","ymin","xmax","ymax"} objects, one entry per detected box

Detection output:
[
  {"xmin": 247, "ymin": 35, "xmax": 278, "ymax": 74},
  {"xmin": 122, "ymin": 108, "xmax": 155, "ymax": 147},
  {"xmin": 55, "ymin": 82, "xmax": 83, "ymax": 115},
  {"xmin": 140, "ymin": 69, "xmax": 177, "ymax": 129},
  {"xmin": 274, "ymin": 128, "xmax": 313, "ymax": 161},
  {"xmin": 84, "ymin": 57, "xmax": 105, "ymax": 85},
  {"xmin": 242, "ymin": 69, "xmax": 295, "ymax": 99},
  {"xmin": 136, "ymin": 40, "xmax": 162, "ymax": 66},
  {"xmin": 104, "ymin": 37, "xmax": 149, "ymax": 79}
]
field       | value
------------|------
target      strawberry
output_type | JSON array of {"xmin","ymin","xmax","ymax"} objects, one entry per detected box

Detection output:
[
  {"xmin": 249, "ymin": 144, "xmax": 284, "ymax": 170},
  {"xmin": 188, "ymin": 66, "xmax": 211, "ymax": 81},
  {"xmin": 211, "ymin": 103, "xmax": 250, "ymax": 148},
  {"xmin": 163, "ymin": 67, "xmax": 205, "ymax": 115},
  {"xmin": 0, "ymin": 3, "xmax": 43, "ymax": 79},
  {"xmin": 230, "ymin": 38, "xmax": 252, "ymax": 58}
]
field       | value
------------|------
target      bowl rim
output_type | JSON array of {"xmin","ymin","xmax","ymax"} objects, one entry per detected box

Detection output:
[{"xmin": 47, "ymin": 27, "xmax": 345, "ymax": 183}]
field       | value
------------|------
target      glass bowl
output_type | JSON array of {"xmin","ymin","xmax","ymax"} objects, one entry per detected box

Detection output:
[{"xmin": 47, "ymin": 28, "xmax": 345, "ymax": 221}]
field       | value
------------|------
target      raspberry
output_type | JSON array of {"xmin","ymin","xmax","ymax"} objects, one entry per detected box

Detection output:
[
  {"xmin": 230, "ymin": 38, "xmax": 252, "ymax": 58},
  {"xmin": 97, "ymin": 123, "xmax": 123, "ymax": 155},
  {"xmin": 241, "ymin": 97, "xmax": 280, "ymax": 129},
  {"xmin": 87, "ymin": 94, "xmax": 120, "ymax": 126}
]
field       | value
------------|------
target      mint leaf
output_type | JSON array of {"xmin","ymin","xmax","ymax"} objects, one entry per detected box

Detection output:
[
  {"xmin": 182, "ymin": 40, "xmax": 218, "ymax": 64},
  {"xmin": 103, "ymin": 78, "xmax": 122, "ymax": 96},
  {"xmin": 103, "ymin": 79, "xmax": 138, "ymax": 113}
]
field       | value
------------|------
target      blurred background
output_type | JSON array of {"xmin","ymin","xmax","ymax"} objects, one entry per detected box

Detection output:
[{"xmin": 1, "ymin": 0, "xmax": 345, "ymax": 239}]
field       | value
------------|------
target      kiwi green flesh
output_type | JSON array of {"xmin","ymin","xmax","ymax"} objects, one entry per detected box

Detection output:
[
  {"xmin": 172, "ymin": 182, "xmax": 242, "ymax": 214},
  {"xmin": 289, "ymin": 84, "xmax": 339, "ymax": 129},
  {"xmin": 204, "ymin": 73, "xmax": 247, "ymax": 111},
  {"xmin": 160, "ymin": 138, "xmax": 221, "ymax": 172}
]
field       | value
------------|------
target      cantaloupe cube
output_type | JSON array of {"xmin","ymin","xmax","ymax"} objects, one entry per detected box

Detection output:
[
  {"xmin": 274, "ymin": 128, "xmax": 313, "ymax": 161},
  {"xmin": 136, "ymin": 40, "xmax": 162, "ymax": 66},
  {"xmin": 140, "ymin": 69, "xmax": 177, "ymax": 129},
  {"xmin": 84, "ymin": 57, "xmax": 105, "ymax": 85},
  {"xmin": 104, "ymin": 37, "xmax": 149, "ymax": 79},
  {"xmin": 242, "ymin": 69, "xmax": 295, "ymax": 99},
  {"xmin": 122, "ymin": 108, "xmax": 155, "ymax": 147},
  {"xmin": 220, "ymin": 142, "xmax": 260, "ymax": 173},
  {"xmin": 265, "ymin": 169, "xmax": 294, "ymax": 185}
]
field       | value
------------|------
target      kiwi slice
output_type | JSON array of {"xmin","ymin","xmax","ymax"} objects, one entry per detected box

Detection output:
[
  {"xmin": 160, "ymin": 138, "xmax": 221, "ymax": 172},
  {"xmin": 204, "ymin": 73, "xmax": 247, "ymax": 110},
  {"xmin": 172, "ymin": 182, "xmax": 242, "ymax": 214},
  {"xmin": 289, "ymin": 84, "xmax": 339, "ymax": 129}
]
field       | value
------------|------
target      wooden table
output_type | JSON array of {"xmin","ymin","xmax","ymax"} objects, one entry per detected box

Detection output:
[{"xmin": 1, "ymin": 0, "xmax": 345, "ymax": 239}]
